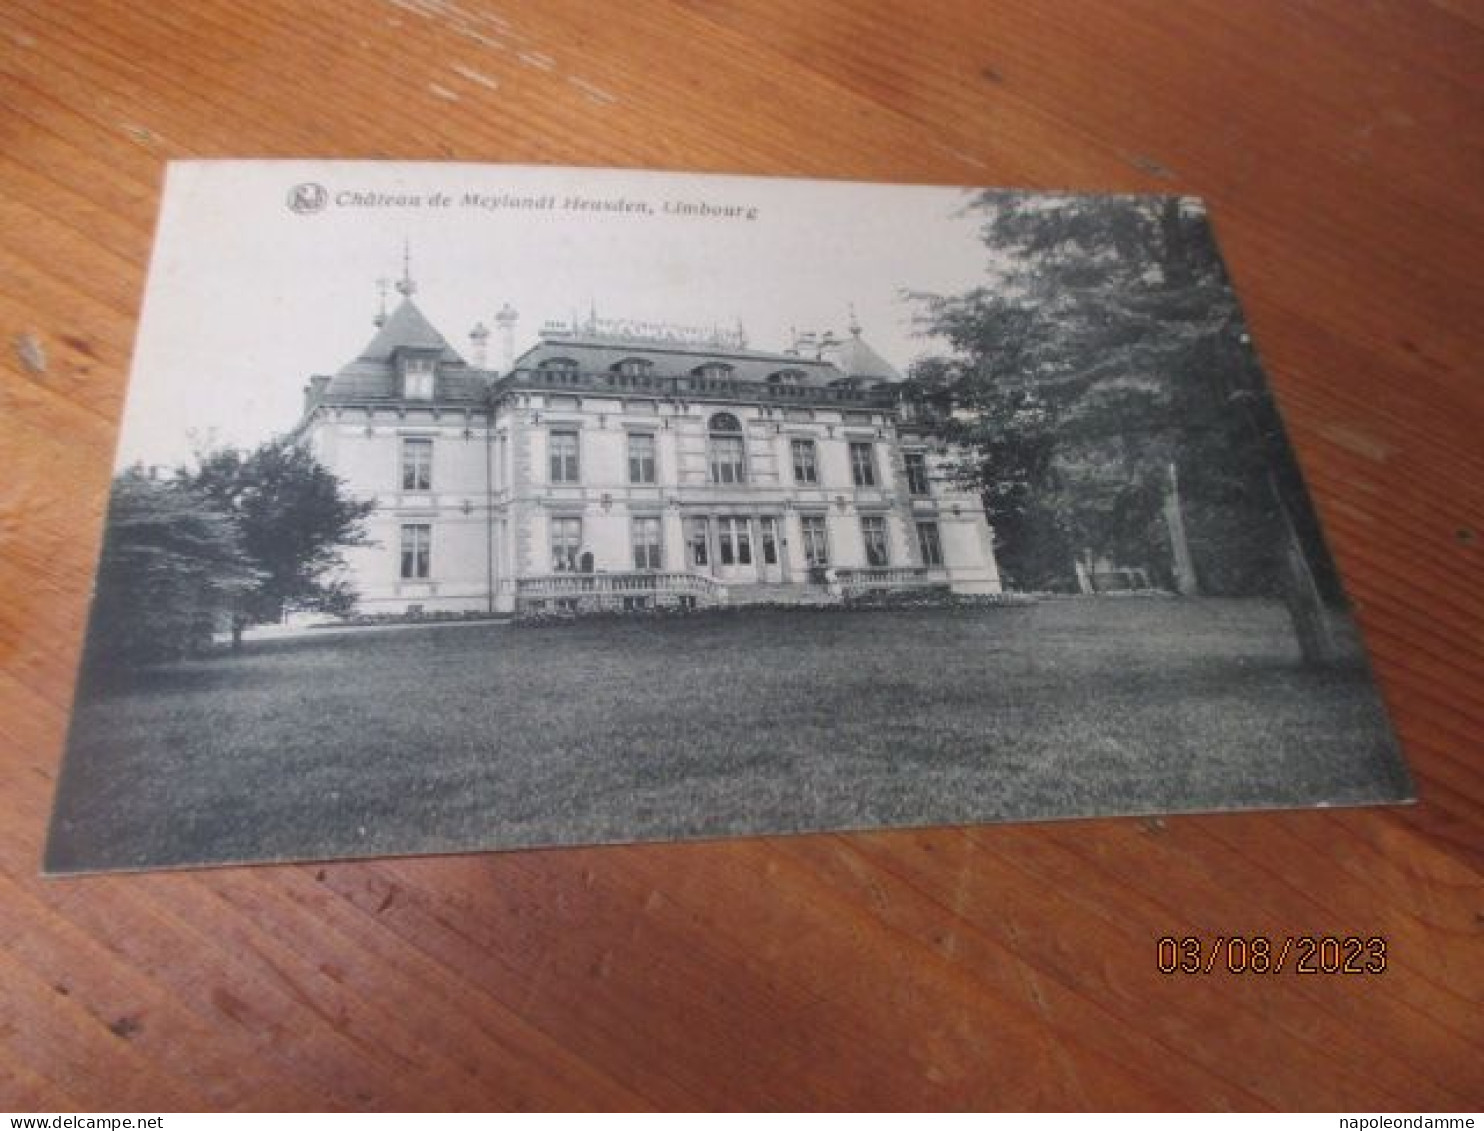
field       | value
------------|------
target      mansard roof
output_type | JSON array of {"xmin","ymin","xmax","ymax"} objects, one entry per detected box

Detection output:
[
  {"xmin": 512, "ymin": 336, "xmax": 852, "ymax": 387},
  {"xmin": 303, "ymin": 290, "xmax": 906, "ymax": 418},
  {"xmin": 312, "ymin": 297, "xmax": 489, "ymax": 407},
  {"xmin": 339, "ymin": 298, "xmax": 462, "ymax": 373},
  {"xmin": 825, "ymin": 331, "xmax": 903, "ymax": 382},
  {"xmin": 314, "ymin": 366, "xmax": 490, "ymax": 405}
]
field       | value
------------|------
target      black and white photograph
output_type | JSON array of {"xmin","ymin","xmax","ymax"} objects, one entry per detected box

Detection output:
[{"xmin": 44, "ymin": 160, "xmax": 1413, "ymax": 873}]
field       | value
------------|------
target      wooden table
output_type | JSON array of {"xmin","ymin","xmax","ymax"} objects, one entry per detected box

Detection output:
[{"xmin": 2, "ymin": 0, "xmax": 1481, "ymax": 1111}]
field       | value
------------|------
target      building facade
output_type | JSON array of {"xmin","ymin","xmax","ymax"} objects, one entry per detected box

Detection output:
[{"xmin": 294, "ymin": 275, "xmax": 1001, "ymax": 615}]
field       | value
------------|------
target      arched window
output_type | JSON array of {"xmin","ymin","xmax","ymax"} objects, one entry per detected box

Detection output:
[
  {"xmin": 708, "ymin": 413, "xmax": 745, "ymax": 484},
  {"xmin": 611, "ymin": 357, "xmax": 654, "ymax": 377}
]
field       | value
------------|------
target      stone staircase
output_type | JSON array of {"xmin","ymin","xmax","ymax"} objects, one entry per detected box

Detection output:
[{"xmin": 722, "ymin": 581, "xmax": 842, "ymax": 607}]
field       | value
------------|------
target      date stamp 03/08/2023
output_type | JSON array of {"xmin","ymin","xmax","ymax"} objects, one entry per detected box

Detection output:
[{"xmin": 1157, "ymin": 936, "xmax": 1388, "ymax": 975}]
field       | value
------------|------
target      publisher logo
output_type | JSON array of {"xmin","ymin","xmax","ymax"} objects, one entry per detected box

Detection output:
[{"xmin": 286, "ymin": 183, "xmax": 328, "ymax": 214}]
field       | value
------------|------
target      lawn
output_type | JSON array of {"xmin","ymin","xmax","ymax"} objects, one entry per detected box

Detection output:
[{"xmin": 45, "ymin": 598, "xmax": 1412, "ymax": 872}]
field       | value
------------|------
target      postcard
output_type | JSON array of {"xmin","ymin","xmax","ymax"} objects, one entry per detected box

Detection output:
[{"xmin": 44, "ymin": 161, "xmax": 1413, "ymax": 872}]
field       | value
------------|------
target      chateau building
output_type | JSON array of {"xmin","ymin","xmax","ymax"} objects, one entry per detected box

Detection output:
[{"xmin": 294, "ymin": 270, "xmax": 1001, "ymax": 615}]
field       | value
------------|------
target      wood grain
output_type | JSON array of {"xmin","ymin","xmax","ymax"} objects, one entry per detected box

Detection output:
[{"xmin": 2, "ymin": 0, "xmax": 1481, "ymax": 1111}]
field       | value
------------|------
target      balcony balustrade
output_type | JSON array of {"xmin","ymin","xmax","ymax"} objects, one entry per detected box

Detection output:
[
  {"xmin": 515, "ymin": 569, "xmax": 725, "ymax": 610},
  {"xmin": 832, "ymin": 565, "xmax": 934, "ymax": 591},
  {"xmin": 499, "ymin": 367, "xmax": 898, "ymax": 408}
]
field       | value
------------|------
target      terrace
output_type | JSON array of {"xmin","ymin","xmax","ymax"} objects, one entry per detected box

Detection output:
[{"xmin": 514, "ymin": 569, "xmax": 727, "ymax": 613}]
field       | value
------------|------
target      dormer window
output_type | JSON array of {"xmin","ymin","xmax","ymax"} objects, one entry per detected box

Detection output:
[
  {"xmin": 612, "ymin": 357, "xmax": 654, "ymax": 377},
  {"xmin": 402, "ymin": 355, "xmax": 435, "ymax": 400},
  {"xmin": 768, "ymin": 368, "xmax": 806, "ymax": 385},
  {"xmin": 539, "ymin": 357, "xmax": 579, "ymax": 372},
  {"xmin": 692, "ymin": 362, "xmax": 734, "ymax": 381}
]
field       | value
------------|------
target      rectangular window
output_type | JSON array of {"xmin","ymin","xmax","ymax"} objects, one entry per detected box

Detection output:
[
  {"xmin": 549, "ymin": 430, "xmax": 580, "ymax": 483},
  {"xmin": 403, "ymin": 357, "xmax": 435, "ymax": 400},
  {"xmin": 401, "ymin": 437, "xmax": 433, "ymax": 491},
  {"xmin": 717, "ymin": 517, "xmax": 752, "ymax": 566},
  {"xmin": 861, "ymin": 516, "xmax": 889, "ymax": 567},
  {"xmin": 710, "ymin": 436, "xmax": 746, "ymax": 484},
  {"xmin": 760, "ymin": 517, "xmax": 779, "ymax": 565},
  {"xmin": 850, "ymin": 441, "xmax": 877, "ymax": 488},
  {"xmin": 631, "ymin": 517, "xmax": 662, "ymax": 570},
  {"xmin": 689, "ymin": 517, "xmax": 710, "ymax": 567},
  {"xmin": 550, "ymin": 517, "xmax": 582, "ymax": 572},
  {"xmin": 399, "ymin": 523, "xmax": 431, "ymax": 580},
  {"xmin": 917, "ymin": 521, "xmax": 944, "ymax": 567},
  {"xmin": 628, "ymin": 433, "xmax": 656, "ymax": 484},
  {"xmin": 904, "ymin": 452, "xmax": 930, "ymax": 496},
  {"xmin": 800, "ymin": 516, "xmax": 830, "ymax": 568},
  {"xmin": 791, "ymin": 438, "xmax": 818, "ymax": 484}
]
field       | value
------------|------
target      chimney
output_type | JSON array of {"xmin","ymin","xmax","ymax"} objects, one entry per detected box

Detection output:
[
  {"xmin": 468, "ymin": 322, "xmax": 490, "ymax": 369},
  {"xmin": 819, "ymin": 329, "xmax": 843, "ymax": 369},
  {"xmin": 494, "ymin": 303, "xmax": 519, "ymax": 371}
]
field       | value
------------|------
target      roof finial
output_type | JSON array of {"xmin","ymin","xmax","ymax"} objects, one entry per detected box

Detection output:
[
  {"xmin": 848, "ymin": 303, "xmax": 862, "ymax": 337},
  {"xmin": 373, "ymin": 277, "xmax": 391, "ymax": 327},
  {"xmin": 395, "ymin": 239, "xmax": 417, "ymax": 297}
]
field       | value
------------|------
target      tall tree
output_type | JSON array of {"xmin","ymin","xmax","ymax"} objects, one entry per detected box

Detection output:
[
  {"xmin": 911, "ymin": 192, "xmax": 1342, "ymax": 661},
  {"xmin": 86, "ymin": 469, "xmax": 260, "ymax": 667},
  {"xmin": 182, "ymin": 438, "xmax": 374, "ymax": 639}
]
